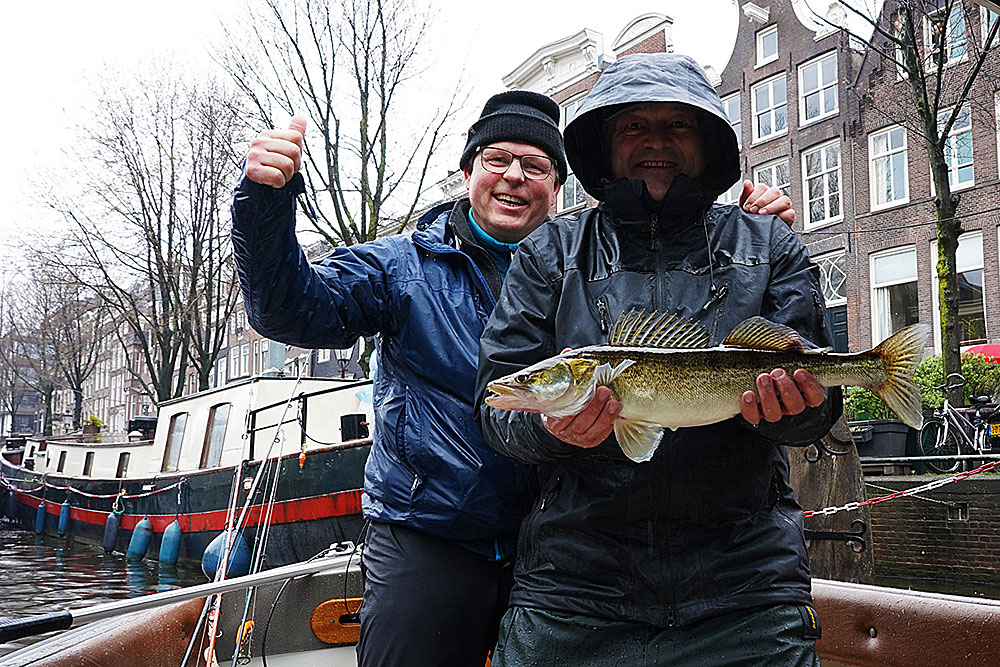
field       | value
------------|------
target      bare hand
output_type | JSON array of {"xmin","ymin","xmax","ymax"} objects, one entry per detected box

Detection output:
[
  {"xmin": 739, "ymin": 180, "xmax": 795, "ymax": 227},
  {"xmin": 542, "ymin": 385, "xmax": 620, "ymax": 449},
  {"xmin": 245, "ymin": 115, "xmax": 307, "ymax": 188},
  {"xmin": 740, "ymin": 368, "xmax": 825, "ymax": 426}
]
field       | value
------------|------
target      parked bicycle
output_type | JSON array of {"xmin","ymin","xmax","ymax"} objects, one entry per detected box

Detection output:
[{"xmin": 918, "ymin": 373, "xmax": 1000, "ymax": 474}]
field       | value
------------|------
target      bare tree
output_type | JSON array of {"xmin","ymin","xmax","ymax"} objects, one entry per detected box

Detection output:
[
  {"xmin": 217, "ymin": 0, "xmax": 463, "ymax": 247},
  {"xmin": 0, "ymin": 289, "xmax": 29, "ymax": 435},
  {"xmin": 45, "ymin": 65, "xmax": 247, "ymax": 402},
  {"xmin": 812, "ymin": 0, "xmax": 1000, "ymax": 404}
]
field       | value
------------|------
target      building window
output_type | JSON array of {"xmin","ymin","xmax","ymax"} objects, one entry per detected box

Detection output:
[
  {"xmin": 802, "ymin": 141, "xmax": 842, "ymax": 228},
  {"xmin": 230, "ymin": 347, "xmax": 239, "ymax": 379},
  {"xmin": 753, "ymin": 158, "xmax": 790, "ymax": 194},
  {"xmin": 932, "ymin": 233, "xmax": 986, "ymax": 346},
  {"xmin": 717, "ymin": 180, "xmax": 743, "ymax": 206},
  {"xmin": 216, "ymin": 357, "xmax": 228, "ymax": 387},
  {"xmin": 317, "ymin": 348, "xmax": 332, "ymax": 363},
  {"xmin": 721, "ymin": 93, "xmax": 742, "ymax": 149},
  {"xmin": 253, "ymin": 340, "xmax": 260, "ymax": 374},
  {"xmin": 241, "ymin": 343, "xmax": 250, "ymax": 377},
  {"xmin": 983, "ymin": 6, "xmax": 999, "ymax": 46},
  {"xmin": 752, "ymin": 74, "xmax": 787, "ymax": 142},
  {"xmin": 116, "ymin": 452, "xmax": 130, "ymax": 478},
  {"xmin": 161, "ymin": 413, "xmax": 188, "ymax": 472},
  {"xmin": 260, "ymin": 339, "xmax": 270, "ymax": 371},
  {"xmin": 559, "ymin": 96, "xmax": 588, "ymax": 212},
  {"xmin": 200, "ymin": 403, "xmax": 231, "ymax": 469},
  {"xmin": 869, "ymin": 126, "xmax": 908, "ymax": 209},
  {"xmin": 816, "ymin": 251, "xmax": 847, "ymax": 306},
  {"xmin": 83, "ymin": 452, "xmax": 94, "ymax": 477},
  {"xmin": 57, "ymin": 451, "xmax": 67, "ymax": 473},
  {"xmin": 756, "ymin": 25, "xmax": 778, "ymax": 66},
  {"xmin": 925, "ymin": 4, "xmax": 968, "ymax": 68},
  {"xmin": 799, "ymin": 52, "xmax": 838, "ymax": 124},
  {"xmin": 938, "ymin": 105, "xmax": 974, "ymax": 189},
  {"xmin": 871, "ymin": 247, "xmax": 919, "ymax": 344}
]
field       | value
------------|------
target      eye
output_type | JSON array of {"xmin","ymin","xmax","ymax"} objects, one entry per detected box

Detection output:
[
  {"xmin": 620, "ymin": 120, "xmax": 644, "ymax": 135},
  {"xmin": 515, "ymin": 374, "xmax": 529, "ymax": 384}
]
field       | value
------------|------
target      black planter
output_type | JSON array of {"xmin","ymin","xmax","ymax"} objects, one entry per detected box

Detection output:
[{"xmin": 849, "ymin": 419, "xmax": 910, "ymax": 458}]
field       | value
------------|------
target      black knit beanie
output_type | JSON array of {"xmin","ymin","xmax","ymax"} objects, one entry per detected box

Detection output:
[{"xmin": 459, "ymin": 90, "xmax": 568, "ymax": 183}]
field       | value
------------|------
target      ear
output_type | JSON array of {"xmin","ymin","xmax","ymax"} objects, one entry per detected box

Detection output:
[
  {"xmin": 550, "ymin": 179, "xmax": 562, "ymax": 208},
  {"xmin": 462, "ymin": 165, "xmax": 473, "ymax": 190}
]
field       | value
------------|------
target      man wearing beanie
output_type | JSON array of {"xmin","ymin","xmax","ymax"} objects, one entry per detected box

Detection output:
[{"xmin": 232, "ymin": 87, "xmax": 792, "ymax": 666}]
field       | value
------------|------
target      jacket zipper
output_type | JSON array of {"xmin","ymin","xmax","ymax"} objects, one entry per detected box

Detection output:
[{"xmin": 596, "ymin": 297, "xmax": 610, "ymax": 335}]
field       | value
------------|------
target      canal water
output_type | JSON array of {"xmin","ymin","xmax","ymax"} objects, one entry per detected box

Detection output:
[{"xmin": 0, "ymin": 526, "xmax": 205, "ymax": 658}]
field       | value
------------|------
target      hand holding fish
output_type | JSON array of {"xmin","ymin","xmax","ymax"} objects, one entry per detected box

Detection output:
[
  {"xmin": 246, "ymin": 115, "xmax": 307, "ymax": 188},
  {"xmin": 739, "ymin": 368, "xmax": 826, "ymax": 426},
  {"xmin": 542, "ymin": 385, "xmax": 621, "ymax": 448}
]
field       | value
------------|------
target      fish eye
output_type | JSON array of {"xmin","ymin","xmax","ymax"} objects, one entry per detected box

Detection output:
[{"xmin": 515, "ymin": 374, "xmax": 529, "ymax": 384}]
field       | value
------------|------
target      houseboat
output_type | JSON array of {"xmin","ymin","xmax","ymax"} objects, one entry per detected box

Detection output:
[{"xmin": 0, "ymin": 374, "xmax": 374, "ymax": 570}]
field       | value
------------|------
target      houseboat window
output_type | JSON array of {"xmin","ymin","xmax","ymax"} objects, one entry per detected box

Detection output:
[
  {"xmin": 57, "ymin": 451, "xmax": 67, "ymax": 473},
  {"xmin": 83, "ymin": 452, "xmax": 94, "ymax": 476},
  {"xmin": 161, "ymin": 413, "xmax": 188, "ymax": 472},
  {"xmin": 116, "ymin": 452, "xmax": 130, "ymax": 478},
  {"xmin": 28, "ymin": 445, "xmax": 35, "ymax": 458},
  {"xmin": 200, "ymin": 403, "xmax": 231, "ymax": 468}
]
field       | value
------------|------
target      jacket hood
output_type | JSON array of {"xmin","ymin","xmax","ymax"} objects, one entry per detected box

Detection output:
[{"xmin": 564, "ymin": 53, "xmax": 740, "ymax": 204}]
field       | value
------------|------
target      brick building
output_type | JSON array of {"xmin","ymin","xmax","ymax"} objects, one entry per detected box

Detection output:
[{"xmin": 847, "ymin": 0, "xmax": 1000, "ymax": 353}]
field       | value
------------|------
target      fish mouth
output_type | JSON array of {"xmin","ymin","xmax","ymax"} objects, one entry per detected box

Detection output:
[{"xmin": 485, "ymin": 382, "xmax": 531, "ymax": 410}]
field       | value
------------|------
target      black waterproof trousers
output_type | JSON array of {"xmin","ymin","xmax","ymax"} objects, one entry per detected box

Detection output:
[
  {"xmin": 356, "ymin": 521, "xmax": 513, "ymax": 667},
  {"xmin": 492, "ymin": 603, "xmax": 822, "ymax": 667}
]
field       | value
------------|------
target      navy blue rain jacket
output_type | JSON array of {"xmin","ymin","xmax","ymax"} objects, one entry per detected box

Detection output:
[{"xmin": 231, "ymin": 175, "xmax": 530, "ymax": 559}]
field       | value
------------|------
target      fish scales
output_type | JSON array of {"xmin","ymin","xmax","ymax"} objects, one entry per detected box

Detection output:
[{"xmin": 486, "ymin": 311, "xmax": 929, "ymax": 462}]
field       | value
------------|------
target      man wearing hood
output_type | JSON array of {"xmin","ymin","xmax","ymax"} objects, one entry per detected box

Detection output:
[{"xmin": 475, "ymin": 54, "xmax": 841, "ymax": 665}]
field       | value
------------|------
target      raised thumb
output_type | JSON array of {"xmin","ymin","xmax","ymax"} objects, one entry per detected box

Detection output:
[{"xmin": 288, "ymin": 115, "xmax": 307, "ymax": 137}]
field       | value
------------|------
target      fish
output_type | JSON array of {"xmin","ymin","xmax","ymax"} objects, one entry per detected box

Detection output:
[{"xmin": 485, "ymin": 309, "xmax": 930, "ymax": 463}]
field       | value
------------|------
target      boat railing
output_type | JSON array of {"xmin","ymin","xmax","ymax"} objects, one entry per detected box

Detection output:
[{"xmin": 245, "ymin": 379, "xmax": 372, "ymax": 459}]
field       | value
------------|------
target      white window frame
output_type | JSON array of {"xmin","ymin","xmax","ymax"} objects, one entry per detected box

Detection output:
[
  {"xmin": 814, "ymin": 250, "xmax": 847, "ymax": 307},
  {"xmin": 869, "ymin": 125, "xmax": 909, "ymax": 211},
  {"xmin": 870, "ymin": 246, "xmax": 919, "ymax": 345},
  {"xmin": 996, "ymin": 91, "xmax": 1000, "ymax": 177},
  {"xmin": 798, "ymin": 51, "xmax": 839, "ymax": 126},
  {"xmin": 558, "ymin": 94, "xmax": 588, "ymax": 214},
  {"xmin": 935, "ymin": 104, "xmax": 974, "ymax": 191},
  {"xmin": 753, "ymin": 157, "xmax": 790, "ymax": 194},
  {"xmin": 317, "ymin": 348, "xmax": 332, "ymax": 363},
  {"xmin": 721, "ymin": 92, "xmax": 742, "ymax": 149},
  {"xmin": 982, "ymin": 6, "xmax": 999, "ymax": 46},
  {"xmin": 924, "ymin": 5, "xmax": 968, "ymax": 69},
  {"xmin": 801, "ymin": 140, "xmax": 843, "ymax": 229},
  {"xmin": 751, "ymin": 73, "xmax": 788, "ymax": 143},
  {"xmin": 756, "ymin": 25, "xmax": 778, "ymax": 67},
  {"xmin": 930, "ymin": 232, "xmax": 987, "ymax": 352}
]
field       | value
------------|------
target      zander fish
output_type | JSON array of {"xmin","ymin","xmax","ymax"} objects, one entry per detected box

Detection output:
[{"xmin": 486, "ymin": 310, "xmax": 930, "ymax": 463}]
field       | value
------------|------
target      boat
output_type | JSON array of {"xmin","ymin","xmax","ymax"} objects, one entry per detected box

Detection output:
[{"xmin": 0, "ymin": 374, "xmax": 374, "ymax": 571}]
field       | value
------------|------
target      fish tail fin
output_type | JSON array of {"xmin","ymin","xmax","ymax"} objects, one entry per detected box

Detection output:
[
  {"xmin": 867, "ymin": 323, "xmax": 931, "ymax": 429},
  {"xmin": 614, "ymin": 418, "xmax": 664, "ymax": 463}
]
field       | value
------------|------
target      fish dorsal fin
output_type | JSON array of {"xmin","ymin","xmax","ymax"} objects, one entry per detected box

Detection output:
[
  {"xmin": 609, "ymin": 309, "xmax": 710, "ymax": 349},
  {"xmin": 722, "ymin": 317, "xmax": 806, "ymax": 351}
]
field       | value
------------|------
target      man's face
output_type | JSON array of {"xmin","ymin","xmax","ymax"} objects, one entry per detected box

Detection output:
[
  {"xmin": 608, "ymin": 102, "xmax": 705, "ymax": 203},
  {"xmin": 464, "ymin": 141, "xmax": 561, "ymax": 244}
]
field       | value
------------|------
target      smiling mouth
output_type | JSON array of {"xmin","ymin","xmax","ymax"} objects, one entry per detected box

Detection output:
[
  {"xmin": 493, "ymin": 193, "xmax": 528, "ymax": 207},
  {"xmin": 636, "ymin": 160, "xmax": 678, "ymax": 169}
]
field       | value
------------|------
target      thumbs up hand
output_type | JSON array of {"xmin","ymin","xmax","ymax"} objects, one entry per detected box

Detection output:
[{"xmin": 245, "ymin": 115, "xmax": 308, "ymax": 188}]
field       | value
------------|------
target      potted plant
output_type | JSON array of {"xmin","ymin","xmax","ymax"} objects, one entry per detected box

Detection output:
[{"xmin": 82, "ymin": 415, "xmax": 104, "ymax": 435}]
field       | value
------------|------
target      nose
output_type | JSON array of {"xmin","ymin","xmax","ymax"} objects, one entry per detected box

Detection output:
[
  {"xmin": 644, "ymin": 125, "xmax": 673, "ymax": 149},
  {"xmin": 502, "ymin": 158, "xmax": 526, "ymax": 183}
]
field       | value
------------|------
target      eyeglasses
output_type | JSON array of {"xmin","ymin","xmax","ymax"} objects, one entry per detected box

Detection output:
[{"xmin": 478, "ymin": 147, "xmax": 554, "ymax": 180}]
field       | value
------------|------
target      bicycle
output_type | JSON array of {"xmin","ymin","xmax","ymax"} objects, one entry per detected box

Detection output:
[{"xmin": 918, "ymin": 373, "xmax": 999, "ymax": 474}]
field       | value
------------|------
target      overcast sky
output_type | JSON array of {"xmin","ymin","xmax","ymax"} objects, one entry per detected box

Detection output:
[{"xmin": 0, "ymin": 0, "xmax": 744, "ymax": 247}]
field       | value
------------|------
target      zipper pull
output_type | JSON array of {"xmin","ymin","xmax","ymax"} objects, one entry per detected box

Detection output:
[
  {"xmin": 596, "ymin": 297, "xmax": 611, "ymax": 335},
  {"xmin": 701, "ymin": 284, "xmax": 729, "ymax": 312}
]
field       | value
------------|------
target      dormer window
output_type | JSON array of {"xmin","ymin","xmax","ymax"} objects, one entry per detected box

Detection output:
[{"xmin": 756, "ymin": 25, "xmax": 778, "ymax": 67}]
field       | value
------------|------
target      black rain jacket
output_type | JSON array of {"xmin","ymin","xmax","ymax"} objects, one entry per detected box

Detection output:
[{"xmin": 475, "ymin": 53, "xmax": 842, "ymax": 626}]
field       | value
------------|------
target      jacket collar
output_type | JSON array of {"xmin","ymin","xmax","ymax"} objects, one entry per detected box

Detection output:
[{"xmin": 600, "ymin": 173, "xmax": 718, "ymax": 230}]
